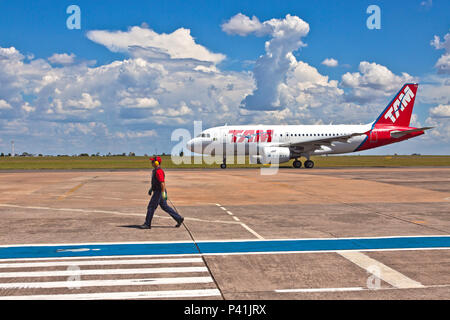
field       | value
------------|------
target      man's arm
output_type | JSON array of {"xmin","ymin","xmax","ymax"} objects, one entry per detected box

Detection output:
[{"xmin": 160, "ymin": 181, "xmax": 166, "ymax": 193}]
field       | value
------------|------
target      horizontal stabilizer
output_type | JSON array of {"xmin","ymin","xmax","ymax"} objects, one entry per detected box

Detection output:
[{"xmin": 390, "ymin": 127, "xmax": 433, "ymax": 138}]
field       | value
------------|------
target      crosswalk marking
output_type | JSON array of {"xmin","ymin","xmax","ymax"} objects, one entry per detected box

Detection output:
[
  {"xmin": 0, "ymin": 255, "xmax": 220, "ymax": 300},
  {"xmin": 0, "ymin": 276, "xmax": 214, "ymax": 289},
  {"xmin": 0, "ymin": 257, "xmax": 203, "ymax": 269},
  {"xmin": 0, "ymin": 289, "xmax": 222, "ymax": 300},
  {"xmin": 0, "ymin": 266, "xmax": 209, "ymax": 278}
]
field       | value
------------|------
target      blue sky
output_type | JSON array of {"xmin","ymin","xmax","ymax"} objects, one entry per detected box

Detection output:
[{"xmin": 0, "ymin": 0, "xmax": 449, "ymax": 156}]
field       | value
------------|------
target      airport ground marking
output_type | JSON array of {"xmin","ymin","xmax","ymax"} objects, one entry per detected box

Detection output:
[
  {"xmin": 2, "ymin": 236, "xmax": 450, "ymax": 259},
  {"xmin": 215, "ymin": 203, "xmax": 264, "ymax": 240},
  {"xmin": 275, "ymin": 284, "xmax": 450, "ymax": 294},
  {"xmin": 0, "ymin": 289, "xmax": 222, "ymax": 300},
  {"xmin": 337, "ymin": 251, "xmax": 424, "ymax": 289},
  {"xmin": 0, "ymin": 203, "xmax": 241, "ymax": 226}
]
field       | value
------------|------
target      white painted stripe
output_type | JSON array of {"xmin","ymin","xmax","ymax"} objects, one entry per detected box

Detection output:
[
  {"xmin": 233, "ymin": 216, "xmax": 240, "ymax": 222},
  {"xmin": 239, "ymin": 223, "xmax": 265, "ymax": 240},
  {"xmin": 0, "ymin": 258, "xmax": 203, "ymax": 269},
  {"xmin": 0, "ymin": 276, "xmax": 214, "ymax": 289},
  {"xmin": 220, "ymin": 207, "xmax": 227, "ymax": 211},
  {"xmin": 226, "ymin": 211, "xmax": 234, "ymax": 215},
  {"xmin": 337, "ymin": 251, "xmax": 424, "ymax": 289},
  {"xmin": 0, "ymin": 204, "xmax": 240, "ymax": 233},
  {"xmin": 0, "ymin": 267, "xmax": 208, "ymax": 278},
  {"xmin": 0, "ymin": 289, "xmax": 222, "ymax": 300},
  {"xmin": 276, "ymin": 287, "xmax": 364, "ymax": 293},
  {"xmin": 215, "ymin": 203, "xmax": 221, "ymax": 206},
  {"xmin": 0, "ymin": 254, "xmax": 200, "ymax": 262},
  {"xmin": 276, "ymin": 284, "xmax": 450, "ymax": 294}
]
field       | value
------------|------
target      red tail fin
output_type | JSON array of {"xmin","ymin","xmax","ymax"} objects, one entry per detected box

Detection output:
[{"xmin": 374, "ymin": 83, "xmax": 418, "ymax": 127}]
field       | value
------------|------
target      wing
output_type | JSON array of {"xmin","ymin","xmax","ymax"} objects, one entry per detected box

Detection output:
[{"xmin": 274, "ymin": 132, "xmax": 368, "ymax": 153}]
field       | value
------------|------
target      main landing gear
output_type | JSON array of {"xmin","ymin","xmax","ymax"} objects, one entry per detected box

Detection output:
[
  {"xmin": 292, "ymin": 158, "xmax": 314, "ymax": 169},
  {"xmin": 304, "ymin": 160, "xmax": 314, "ymax": 169}
]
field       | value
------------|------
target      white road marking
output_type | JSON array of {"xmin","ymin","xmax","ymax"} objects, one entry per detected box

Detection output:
[
  {"xmin": 0, "ymin": 276, "xmax": 214, "ymax": 289},
  {"xmin": 215, "ymin": 204, "xmax": 265, "ymax": 240},
  {"xmin": 0, "ymin": 204, "xmax": 240, "ymax": 226},
  {"xmin": 0, "ymin": 258, "xmax": 204, "ymax": 269},
  {"xmin": 239, "ymin": 223, "xmax": 265, "ymax": 240},
  {"xmin": 275, "ymin": 284, "xmax": 450, "ymax": 294},
  {"xmin": 337, "ymin": 251, "xmax": 424, "ymax": 289},
  {"xmin": 0, "ymin": 289, "xmax": 222, "ymax": 300},
  {"xmin": 276, "ymin": 287, "xmax": 365, "ymax": 293},
  {"xmin": 0, "ymin": 266, "xmax": 209, "ymax": 278}
]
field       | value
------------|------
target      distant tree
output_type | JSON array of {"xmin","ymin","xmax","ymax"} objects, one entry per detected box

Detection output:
[
  {"xmin": 0, "ymin": 153, "xmax": 4, "ymax": 157},
  {"xmin": 128, "ymin": 152, "xmax": 135, "ymax": 157},
  {"xmin": 79, "ymin": 153, "xmax": 89, "ymax": 157},
  {"xmin": 38, "ymin": 154, "xmax": 43, "ymax": 157}
]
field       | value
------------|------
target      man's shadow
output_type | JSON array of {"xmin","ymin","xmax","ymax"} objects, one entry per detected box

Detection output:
[{"xmin": 119, "ymin": 225, "xmax": 174, "ymax": 229}]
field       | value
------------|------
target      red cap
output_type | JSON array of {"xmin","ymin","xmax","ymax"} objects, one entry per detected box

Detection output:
[{"xmin": 149, "ymin": 156, "xmax": 162, "ymax": 164}]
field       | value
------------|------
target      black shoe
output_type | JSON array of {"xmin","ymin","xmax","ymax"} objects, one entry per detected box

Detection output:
[
  {"xmin": 139, "ymin": 224, "xmax": 151, "ymax": 229},
  {"xmin": 175, "ymin": 217, "xmax": 184, "ymax": 228}
]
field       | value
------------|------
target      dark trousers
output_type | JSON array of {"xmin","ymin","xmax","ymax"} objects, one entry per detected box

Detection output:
[{"xmin": 145, "ymin": 190, "xmax": 183, "ymax": 226}]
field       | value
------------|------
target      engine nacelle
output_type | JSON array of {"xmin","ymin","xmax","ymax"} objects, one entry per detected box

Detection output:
[{"xmin": 261, "ymin": 147, "xmax": 291, "ymax": 164}]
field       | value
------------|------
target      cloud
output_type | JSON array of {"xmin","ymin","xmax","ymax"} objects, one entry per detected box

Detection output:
[
  {"xmin": 420, "ymin": 0, "xmax": 433, "ymax": 8},
  {"xmin": 321, "ymin": 58, "xmax": 338, "ymax": 67},
  {"xmin": 430, "ymin": 30, "xmax": 450, "ymax": 74},
  {"xmin": 341, "ymin": 61, "xmax": 416, "ymax": 102},
  {"xmin": 221, "ymin": 13, "xmax": 266, "ymax": 36},
  {"xmin": 429, "ymin": 104, "xmax": 450, "ymax": 118},
  {"xmin": 48, "ymin": 53, "xmax": 76, "ymax": 65},
  {"xmin": 116, "ymin": 130, "xmax": 158, "ymax": 139},
  {"xmin": 222, "ymin": 14, "xmax": 310, "ymax": 110},
  {"xmin": 87, "ymin": 26, "xmax": 225, "ymax": 64},
  {"xmin": 0, "ymin": 99, "xmax": 12, "ymax": 109}
]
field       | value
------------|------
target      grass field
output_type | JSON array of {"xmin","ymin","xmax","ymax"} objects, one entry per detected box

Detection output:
[{"xmin": 0, "ymin": 155, "xmax": 449, "ymax": 170}]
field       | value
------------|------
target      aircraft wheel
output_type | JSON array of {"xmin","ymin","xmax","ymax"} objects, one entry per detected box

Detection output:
[
  {"xmin": 293, "ymin": 160, "xmax": 302, "ymax": 168},
  {"xmin": 220, "ymin": 163, "xmax": 227, "ymax": 169},
  {"xmin": 304, "ymin": 160, "xmax": 314, "ymax": 169}
]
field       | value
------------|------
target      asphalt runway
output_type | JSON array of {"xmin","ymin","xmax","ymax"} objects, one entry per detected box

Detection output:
[{"xmin": 0, "ymin": 167, "xmax": 449, "ymax": 300}]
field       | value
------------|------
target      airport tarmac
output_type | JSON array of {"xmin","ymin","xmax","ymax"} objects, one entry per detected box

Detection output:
[{"xmin": 0, "ymin": 167, "xmax": 449, "ymax": 300}]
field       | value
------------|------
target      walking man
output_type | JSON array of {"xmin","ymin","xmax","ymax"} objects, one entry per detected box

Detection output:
[{"xmin": 140, "ymin": 156, "xmax": 184, "ymax": 229}]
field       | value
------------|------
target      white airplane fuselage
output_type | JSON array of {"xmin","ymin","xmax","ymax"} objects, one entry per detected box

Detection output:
[
  {"xmin": 186, "ymin": 84, "xmax": 430, "ymax": 168},
  {"xmin": 187, "ymin": 124, "xmax": 371, "ymax": 156}
]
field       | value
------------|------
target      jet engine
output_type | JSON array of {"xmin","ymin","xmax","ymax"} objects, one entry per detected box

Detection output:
[{"xmin": 261, "ymin": 147, "xmax": 291, "ymax": 164}]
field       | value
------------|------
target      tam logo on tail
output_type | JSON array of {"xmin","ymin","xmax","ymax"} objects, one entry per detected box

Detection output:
[{"xmin": 375, "ymin": 84, "xmax": 418, "ymax": 127}]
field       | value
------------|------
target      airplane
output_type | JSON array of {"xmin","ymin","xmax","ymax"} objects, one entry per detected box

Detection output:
[{"xmin": 186, "ymin": 83, "xmax": 432, "ymax": 169}]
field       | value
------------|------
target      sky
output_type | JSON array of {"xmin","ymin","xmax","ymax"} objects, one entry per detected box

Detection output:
[{"xmin": 0, "ymin": 0, "xmax": 449, "ymax": 156}]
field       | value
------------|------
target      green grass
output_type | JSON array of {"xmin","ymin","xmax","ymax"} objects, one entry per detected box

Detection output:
[{"xmin": 0, "ymin": 155, "xmax": 449, "ymax": 170}]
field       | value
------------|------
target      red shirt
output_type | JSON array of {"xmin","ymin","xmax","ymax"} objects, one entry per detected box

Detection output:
[{"xmin": 155, "ymin": 167, "xmax": 165, "ymax": 183}]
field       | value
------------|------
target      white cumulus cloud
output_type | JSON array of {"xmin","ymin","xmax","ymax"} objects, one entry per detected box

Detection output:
[
  {"xmin": 48, "ymin": 53, "xmax": 76, "ymax": 65},
  {"xmin": 87, "ymin": 26, "xmax": 225, "ymax": 64},
  {"xmin": 321, "ymin": 58, "xmax": 338, "ymax": 67}
]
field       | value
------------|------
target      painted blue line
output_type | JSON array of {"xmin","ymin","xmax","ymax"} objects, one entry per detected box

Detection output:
[
  {"xmin": 0, "ymin": 236, "xmax": 449, "ymax": 260},
  {"xmin": 0, "ymin": 243, "xmax": 199, "ymax": 259}
]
